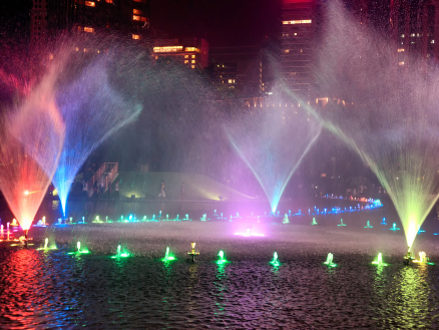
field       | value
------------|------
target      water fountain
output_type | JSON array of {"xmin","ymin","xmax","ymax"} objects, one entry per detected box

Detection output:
[
  {"xmin": 372, "ymin": 253, "xmax": 388, "ymax": 267},
  {"xmin": 46, "ymin": 48, "xmax": 142, "ymax": 218},
  {"xmin": 111, "ymin": 244, "xmax": 131, "ymax": 259},
  {"xmin": 67, "ymin": 241, "xmax": 90, "ymax": 255},
  {"xmin": 187, "ymin": 242, "xmax": 200, "ymax": 262},
  {"xmin": 311, "ymin": 217, "xmax": 318, "ymax": 226},
  {"xmin": 37, "ymin": 237, "xmax": 57, "ymax": 251},
  {"xmin": 269, "ymin": 251, "xmax": 281, "ymax": 267},
  {"xmin": 337, "ymin": 218, "xmax": 346, "ymax": 227},
  {"xmin": 225, "ymin": 83, "xmax": 321, "ymax": 213},
  {"xmin": 389, "ymin": 223, "xmax": 401, "ymax": 232},
  {"xmin": 323, "ymin": 253, "xmax": 337, "ymax": 268},
  {"xmin": 0, "ymin": 56, "xmax": 65, "ymax": 239},
  {"xmin": 161, "ymin": 246, "xmax": 176, "ymax": 262},
  {"xmin": 216, "ymin": 250, "xmax": 229, "ymax": 265},
  {"xmin": 313, "ymin": 1, "xmax": 439, "ymax": 253},
  {"xmin": 364, "ymin": 220, "xmax": 373, "ymax": 229}
]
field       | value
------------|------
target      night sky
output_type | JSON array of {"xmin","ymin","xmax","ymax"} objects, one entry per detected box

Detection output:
[{"xmin": 0, "ymin": 0, "xmax": 280, "ymax": 47}]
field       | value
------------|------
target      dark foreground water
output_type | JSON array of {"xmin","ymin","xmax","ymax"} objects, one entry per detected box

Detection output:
[{"xmin": 1, "ymin": 247, "xmax": 439, "ymax": 328}]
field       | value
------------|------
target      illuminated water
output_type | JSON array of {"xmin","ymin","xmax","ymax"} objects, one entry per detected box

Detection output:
[
  {"xmin": 1, "ymin": 245, "xmax": 439, "ymax": 328},
  {"xmin": 313, "ymin": 1, "xmax": 439, "ymax": 250},
  {"xmin": 52, "ymin": 51, "xmax": 142, "ymax": 217},
  {"xmin": 225, "ymin": 84, "xmax": 321, "ymax": 213}
]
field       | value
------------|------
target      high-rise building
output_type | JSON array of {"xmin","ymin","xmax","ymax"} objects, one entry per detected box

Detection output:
[
  {"xmin": 390, "ymin": 0, "xmax": 439, "ymax": 64},
  {"xmin": 73, "ymin": 0, "xmax": 150, "ymax": 41},
  {"xmin": 280, "ymin": 0, "xmax": 317, "ymax": 98},
  {"xmin": 152, "ymin": 38, "xmax": 209, "ymax": 70},
  {"xmin": 30, "ymin": 0, "xmax": 49, "ymax": 45},
  {"xmin": 210, "ymin": 46, "xmax": 263, "ymax": 97}
]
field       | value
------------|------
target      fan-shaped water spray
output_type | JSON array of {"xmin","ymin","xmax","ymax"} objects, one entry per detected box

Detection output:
[
  {"xmin": 313, "ymin": 1, "xmax": 439, "ymax": 250},
  {"xmin": 0, "ymin": 61, "xmax": 65, "ymax": 231},
  {"xmin": 52, "ymin": 49, "xmax": 142, "ymax": 217},
  {"xmin": 225, "ymin": 84, "xmax": 321, "ymax": 213}
]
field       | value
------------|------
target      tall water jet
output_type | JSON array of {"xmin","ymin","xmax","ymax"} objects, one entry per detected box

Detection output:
[
  {"xmin": 52, "ymin": 50, "xmax": 142, "ymax": 217},
  {"xmin": 0, "ymin": 58, "xmax": 65, "ymax": 233},
  {"xmin": 313, "ymin": 1, "xmax": 439, "ymax": 250},
  {"xmin": 225, "ymin": 83, "xmax": 321, "ymax": 213}
]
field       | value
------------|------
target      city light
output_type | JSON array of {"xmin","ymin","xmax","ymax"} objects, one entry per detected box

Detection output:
[
  {"xmin": 282, "ymin": 19, "xmax": 312, "ymax": 25},
  {"xmin": 153, "ymin": 46, "xmax": 184, "ymax": 53}
]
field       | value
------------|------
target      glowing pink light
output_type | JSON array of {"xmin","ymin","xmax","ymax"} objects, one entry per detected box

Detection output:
[{"xmin": 234, "ymin": 228, "xmax": 265, "ymax": 238}]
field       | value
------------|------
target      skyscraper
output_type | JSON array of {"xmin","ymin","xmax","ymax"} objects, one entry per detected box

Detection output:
[{"xmin": 280, "ymin": 0, "xmax": 317, "ymax": 98}]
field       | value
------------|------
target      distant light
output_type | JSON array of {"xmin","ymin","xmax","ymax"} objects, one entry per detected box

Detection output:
[
  {"xmin": 153, "ymin": 46, "xmax": 184, "ymax": 53},
  {"xmin": 398, "ymin": 61, "xmax": 405, "ymax": 66},
  {"xmin": 132, "ymin": 34, "xmax": 141, "ymax": 40},
  {"xmin": 282, "ymin": 19, "xmax": 312, "ymax": 25},
  {"xmin": 83, "ymin": 26, "xmax": 95, "ymax": 33},
  {"xmin": 24, "ymin": 190, "xmax": 30, "ymax": 196},
  {"xmin": 397, "ymin": 48, "xmax": 405, "ymax": 53},
  {"xmin": 185, "ymin": 47, "xmax": 200, "ymax": 52},
  {"xmin": 133, "ymin": 15, "xmax": 147, "ymax": 22},
  {"xmin": 85, "ymin": 1, "xmax": 96, "ymax": 7}
]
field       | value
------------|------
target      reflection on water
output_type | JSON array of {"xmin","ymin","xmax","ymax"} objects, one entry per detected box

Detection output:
[{"xmin": 1, "ymin": 249, "xmax": 439, "ymax": 328}]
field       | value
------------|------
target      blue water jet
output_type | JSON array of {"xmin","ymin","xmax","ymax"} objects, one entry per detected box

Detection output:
[{"xmin": 53, "ymin": 56, "xmax": 142, "ymax": 217}]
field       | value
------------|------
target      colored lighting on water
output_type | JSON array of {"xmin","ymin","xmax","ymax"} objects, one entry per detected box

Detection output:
[
  {"xmin": 413, "ymin": 251, "xmax": 435, "ymax": 265},
  {"xmin": 389, "ymin": 222, "xmax": 400, "ymax": 231},
  {"xmin": 337, "ymin": 218, "xmax": 346, "ymax": 227},
  {"xmin": 323, "ymin": 253, "xmax": 337, "ymax": 268},
  {"xmin": 36, "ymin": 237, "xmax": 57, "ymax": 251},
  {"xmin": 269, "ymin": 251, "xmax": 281, "ymax": 267},
  {"xmin": 311, "ymin": 217, "xmax": 318, "ymax": 225},
  {"xmin": 161, "ymin": 246, "xmax": 176, "ymax": 262},
  {"xmin": 372, "ymin": 252, "xmax": 388, "ymax": 266},
  {"xmin": 111, "ymin": 244, "xmax": 131, "ymax": 259},
  {"xmin": 67, "ymin": 241, "xmax": 90, "ymax": 255},
  {"xmin": 234, "ymin": 227, "xmax": 265, "ymax": 237},
  {"xmin": 364, "ymin": 220, "xmax": 373, "ymax": 229},
  {"xmin": 216, "ymin": 250, "xmax": 229, "ymax": 265}
]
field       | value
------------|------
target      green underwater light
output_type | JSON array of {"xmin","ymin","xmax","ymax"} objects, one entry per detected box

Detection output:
[
  {"xmin": 67, "ymin": 241, "xmax": 90, "ymax": 255},
  {"xmin": 161, "ymin": 246, "xmax": 176, "ymax": 262},
  {"xmin": 372, "ymin": 252, "xmax": 388, "ymax": 266},
  {"xmin": 323, "ymin": 253, "xmax": 337, "ymax": 268},
  {"xmin": 269, "ymin": 251, "xmax": 281, "ymax": 267},
  {"xmin": 36, "ymin": 237, "xmax": 57, "ymax": 251},
  {"xmin": 111, "ymin": 244, "xmax": 131, "ymax": 259},
  {"xmin": 216, "ymin": 250, "xmax": 229, "ymax": 265}
]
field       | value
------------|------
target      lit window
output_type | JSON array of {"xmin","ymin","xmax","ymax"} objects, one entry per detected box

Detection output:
[
  {"xmin": 191, "ymin": 65, "xmax": 196, "ymax": 69},
  {"xmin": 132, "ymin": 34, "xmax": 141, "ymax": 40},
  {"xmin": 397, "ymin": 48, "xmax": 404, "ymax": 52},
  {"xmin": 191, "ymin": 55, "xmax": 195, "ymax": 58},
  {"xmin": 133, "ymin": 15, "xmax": 147, "ymax": 22},
  {"xmin": 105, "ymin": 0, "xmax": 113, "ymax": 3},
  {"xmin": 185, "ymin": 47, "xmax": 200, "ymax": 52},
  {"xmin": 284, "ymin": 49, "xmax": 290, "ymax": 54},
  {"xmin": 83, "ymin": 48, "xmax": 87, "ymax": 53},
  {"xmin": 184, "ymin": 55, "xmax": 189, "ymax": 58},
  {"xmin": 401, "ymin": 34, "xmax": 405, "ymax": 38},
  {"xmin": 431, "ymin": 40, "xmax": 435, "ymax": 44},
  {"xmin": 83, "ymin": 26, "xmax": 94, "ymax": 33},
  {"xmin": 398, "ymin": 61, "xmax": 405, "ymax": 66},
  {"xmin": 184, "ymin": 60, "xmax": 189, "ymax": 64},
  {"xmin": 191, "ymin": 60, "xmax": 196, "ymax": 63},
  {"xmin": 228, "ymin": 79, "xmax": 235, "ymax": 84},
  {"xmin": 133, "ymin": 9, "xmax": 143, "ymax": 15},
  {"xmin": 153, "ymin": 46, "xmax": 183, "ymax": 53},
  {"xmin": 75, "ymin": 47, "xmax": 79, "ymax": 52},
  {"xmin": 85, "ymin": 1, "xmax": 95, "ymax": 7},
  {"xmin": 282, "ymin": 19, "xmax": 312, "ymax": 25}
]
